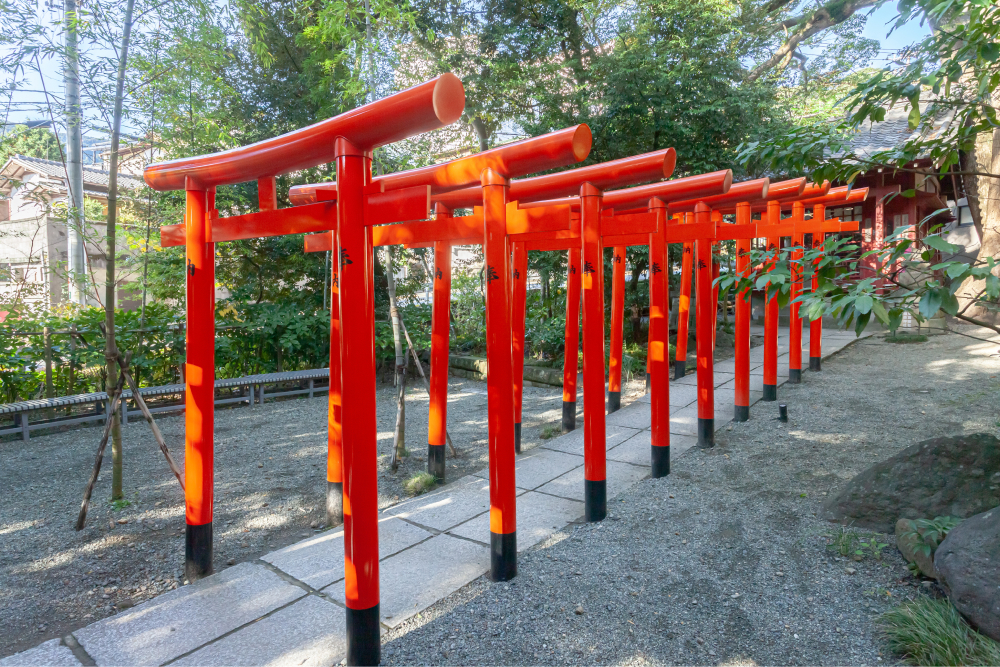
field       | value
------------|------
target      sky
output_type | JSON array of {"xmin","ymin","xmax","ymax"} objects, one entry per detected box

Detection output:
[{"xmin": 0, "ymin": 2, "xmax": 934, "ymax": 145}]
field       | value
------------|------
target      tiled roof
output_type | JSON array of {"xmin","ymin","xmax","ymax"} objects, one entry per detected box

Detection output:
[
  {"xmin": 6, "ymin": 154, "xmax": 144, "ymax": 190},
  {"xmin": 842, "ymin": 98, "xmax": 955, "ymax": 161}
]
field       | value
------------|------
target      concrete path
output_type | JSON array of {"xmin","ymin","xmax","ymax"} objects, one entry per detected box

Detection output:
[{"xmin": 1, "ymin": 327, "xmax": 868, "ymax": 666}]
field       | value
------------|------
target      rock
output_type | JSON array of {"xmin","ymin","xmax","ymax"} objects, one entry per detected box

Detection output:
[
  {"xmin": 574, "ymin": 605, "xmax": 584, "ymax": 615},
  {"xmin": 935, "ymin": 506, "xmax": 1000, "ymax": 641},
  {"xmin": 895, "ymin": 518, "xmax": 939, "ymax": 579},
  {"xmin": 822, "ymin": 434, "xmax": 1000, "ymax": 532},
  {"xmin": 845, "ymin": 567, "xmax": 857, "ymax": 575}
]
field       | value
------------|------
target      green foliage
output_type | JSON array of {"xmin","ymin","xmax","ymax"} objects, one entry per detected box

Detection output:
[
  {"xmin": 0, "ymin": 125, "xmax": 63, "ymax": 164},
  {"xmin": 110, "ymin": 499, "xmax": 132, "ymax": 511},
  {"xmin": 828, "ymin": 525, "xmax": 861, "ymax": 557},
  {"xmin": 539, "ymin": 424, "xmax": 562, "ymax": 440},
  {"xmin": 880, "ymin": 598, "xmax": 1000, "ymax": 666},
  {"xmin": 404, "ymin": 472, "xmax": 437, "ymax": 496},
  {"xmin": 898, "ymin": 516, "xmax": 962, "ymax": 561},
  {"xmin": 885, "ymin": 332, "xmax": 928, "ymax": 343},
  {"xmin": 856, "ymin": 536, "xmax": 889, "ymax": 561}
]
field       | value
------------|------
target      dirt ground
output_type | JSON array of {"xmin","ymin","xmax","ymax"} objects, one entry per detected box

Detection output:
[{"xmin": 0, "ymin": 371, "xmax": 647, "ymax": 657}]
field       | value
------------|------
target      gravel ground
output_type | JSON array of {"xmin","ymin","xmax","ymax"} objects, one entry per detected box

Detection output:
[
  {"xmin": 380, "ymin": 325, "xmax": 1000, "ymax": 666},
  {"xmin": 0, "ymin": 372, "xmax": 650, "ymax": 658}
]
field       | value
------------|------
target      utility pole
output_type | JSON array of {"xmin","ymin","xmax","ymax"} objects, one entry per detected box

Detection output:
[{"xmin": 64, "ymin": 0, "xmax": 87, "ymax": 305}]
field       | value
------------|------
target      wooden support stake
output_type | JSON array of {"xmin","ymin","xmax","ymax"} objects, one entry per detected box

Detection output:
[{"xmin": 75, "ymin": 370, "xmax": 128, "ymax": 531}]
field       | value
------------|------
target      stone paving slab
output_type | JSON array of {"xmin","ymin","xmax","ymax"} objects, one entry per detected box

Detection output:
[
  {"xmin": 448, "ymin": 491, "xmax": 585, "ymax": 551},
  {"xmin": 74, "ymin": 563, "xmax": 306, "ymax": 666},
  {"xmin": 261, "ymin": 517, "xmax": 433, "ymax": 590},
  {"xmin": 0, "ymin": 639, "xmax": 81, "ymax": 666},
  {"xmin": 673, "ymin": 372, "xmax": 735, "ymax": 387},
  {"xmin": 382, "ymin": 475, "xmax": 493, "ymax": 532},
  {"xmin": 606, "ymin": 431, "xmax": 699, "ymax": 466},
  {"xmin": 472, "ymin": 448, "xmax": 583, "ymax": 491},
  {"xmin": 324, "ymin": 534, "xmax": 489, "ymax": 629},
  {"xmin": 535, "ymin": 460, "xmax": 648, "ymax": 503},
  {"xmin": 540, "ymin": 424, "xmax": 640, "ymax": 456},
  {"xmin": 172, "ymin": 595, "xmax": 346, "ymax": 667},
  {"xmin": 604, "ymin": 402, "xmax": 651, "ymax": 430}
]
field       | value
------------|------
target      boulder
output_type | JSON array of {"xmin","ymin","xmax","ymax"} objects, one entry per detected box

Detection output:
[
  {"xmin": 895, "ymin": 518, "xmax": 939, "ymax": 579},
  {"xmin": 935, "ymin": 507, "xmax": 1000, "ymax": 641},
  {"xmin": 822, "ymin": 433, "xmax": 1000, "ymax": 532}
]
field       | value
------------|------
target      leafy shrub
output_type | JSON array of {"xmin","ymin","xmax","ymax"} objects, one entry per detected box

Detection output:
[{"xmin": 881, "ymin": 598, "xmax": 1000, "ymax": 666}]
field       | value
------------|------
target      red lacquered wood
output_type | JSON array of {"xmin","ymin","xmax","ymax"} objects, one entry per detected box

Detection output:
[
  {"xmin": 327, "ymin": 211, "xmax": 343, "ymax": 494},
  {"xmin": 648, "ymin": 198, "xmax": 670, "ymax": 456},
  {"xmin": 788, "ymin": 202, "xmax": 805, "ymax": 379},
  {"xmin": 603, "ymin": 170, "xmax": 732, "ymax": 211},
  {"xmin": 428, "ymin": 211, "xmax": 453, "ymax": 456},
  {"xmin": 563, "ymin": 249, "xmax": 581, "ymax": 410},
  {"xmin": 481, "ymin": 169, "xmax": 517, "ymax": 541},
  {"xmin": 763, "ymin": 201, "xmax": 780, "ymax": 393},
  {"xmin": 667, "ymin": 177, "xmax": 769, "ymax": 214},
  {"xmin": 185, "ymin": 184, "xmax": 214, "ymax": 528},
  {"xmin": 336, "ymin": 140, "xmax": 379, "ymax": 613},
  {"xmin": 159, "ymin": 202, "xmax": 338, "ymax": 247},
  {"xmin": 146, "ymin": 74, "xmax": 465, "ymax": 191},
  {"xmin": 306, "ymin": 232, "xmax": 333, "ymax": 253},
  {"xmin": 607, "ymin": 246, "xmax": 626, "ymax": 403},
  {"xmin": 734, "ymin": 202, "xmax": 751, "ymax": 412},
  {"xmin": 711, "ymin": 177, "xmax": 807, "ymax": 215},
  {"xmin": 810, "ymin": 204, "xmax": 826, "ymax": 364},
  {"xmin": 675, "ymin": 214, "xmax": 694, "ymax": 372},
  {"xmin": 694, "ymin": 203, "xmax": 715, "ymax": 445},
  {"xmin": 580, "ymin": 183, "xmax": 606, "ymax": 517},
  {"xmin": 511, "ymin": 241, "xmax": 528, "ymax": 453},
  {"xmin": 712, "ymin": 245, "xmax": 720, "ymax": 352}
]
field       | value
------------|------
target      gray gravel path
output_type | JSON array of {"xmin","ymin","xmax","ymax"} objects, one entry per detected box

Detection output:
[{"xmin": 380, "ymin": 325, "xmax": 1000, "ymax": 666}]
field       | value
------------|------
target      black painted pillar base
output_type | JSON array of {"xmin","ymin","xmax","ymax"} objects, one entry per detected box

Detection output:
[
  {"xmin": 428, "ymin": 444, "xmax": 445, "ymax": 482},
  {"xmin": 762, "ymin": 384, "xmax": 777, "ymax": 401},
  {"xmin": 788, "ymin": 368, "xmax": 802, "ymax": 384},
  {"xmin": 651, "ymin": 446, "xmax": 670, "ymax": 478},
  {"xmin": 734, "ymin": 404, "xmax": 750, "ymax": 422},
  {"xmin": 490, "ymin": 531, "xmax": 517, "ymax": 581},
  {"xmin": 607, "ymin": 391, "xmax": 621, "ymax": 414},
  {"xmin": 346, "ymin": 604, "xmax": 381, "ymax": 666},
  {"xmin": 514, "ymin": 423, "xmax": 521, "ymax": 454},
  {"xmin": 697, "ymin": 418, "xmax": 715, "ymax": 448},
  {"xmin": 645, "ymin": 372, "xmax": 650, "ymax": 391},
  {"xmin": 185, "ymin": 522, "xmax": 213, "ymax": 582},
  {"xmin": 327, "ymin": 481, "xmax": 343, "ymax": 527},
  {"xmin": 673, "ymin": 359, "xmax": 686, "ymax": 381},
  {"xmin": 584, "ymin": 479, "xmax": 606, "ymax": 522},
  {"xmin": 809, "ymin": 356, "xmax": 822, "ymax": 371},
  {"xmin": 561, "ymin": 401, "xmax": 576, "ymax": 433}
]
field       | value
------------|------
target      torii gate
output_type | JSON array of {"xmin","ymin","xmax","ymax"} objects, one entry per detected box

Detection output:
[
  {"xmin": 288, "ymin": 124, "xmax": 592, "ymax": 519},
  {"xmin": 753, "ymin": 185, "xmax": 868, "ymax": 393},
  {"xmin": 145, "ymin": 74, "xmax": 467, "ymax": 666}
]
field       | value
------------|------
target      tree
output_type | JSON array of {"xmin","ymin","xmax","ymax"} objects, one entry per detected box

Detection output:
[{"xmin": 0, "ymin": 125, "xmax": 63, "ymax": 163}]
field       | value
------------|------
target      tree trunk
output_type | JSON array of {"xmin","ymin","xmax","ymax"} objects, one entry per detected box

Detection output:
[
  {"xmin": 105, "ymin": 0, "xmax": 135, "ymax": 502},
  {"xmin": 958, "ymin": 123, "xmax": 1000, "ymax": 325},
  {"xmin": 385, "ymin": 247, "xmax": 406, "ymax": 463}
]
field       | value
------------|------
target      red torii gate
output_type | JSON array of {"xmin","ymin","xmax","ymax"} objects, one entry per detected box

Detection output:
[{"xmin": 145, "ymin": 74, "xmax": 467, "ymax": 665}]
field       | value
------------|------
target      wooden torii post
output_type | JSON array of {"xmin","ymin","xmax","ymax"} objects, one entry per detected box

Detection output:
[{"xmin": 145, "ymin": 74, "xmax": 466, "ymax": 665}]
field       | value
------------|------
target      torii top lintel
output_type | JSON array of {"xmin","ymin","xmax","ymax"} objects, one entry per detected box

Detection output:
[
  {"xmin": 144, "ymin": 74, "xmax": 466, "ymax": 192},
  {"xmin": 287, "ymin": 125, "xmax": 594, "ymax": 204}
]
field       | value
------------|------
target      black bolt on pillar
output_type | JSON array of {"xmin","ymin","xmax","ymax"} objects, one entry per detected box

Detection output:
[
  {"xmin": 778, "ymin": 404, "xmax": 788, "ymax": 422},
  {"xmin": 607, "ymin": 391, "xmax": 621, "ymax": 414},
  {"xmin": 809, "ymin": 357, "xmax": 821, "ymax": 371},
  {"xmin": 762, "ymin": 384, "xmax": 777, "ymax": 401}
]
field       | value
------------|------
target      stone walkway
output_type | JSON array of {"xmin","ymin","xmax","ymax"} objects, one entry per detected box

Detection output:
[{"xmin": 1, "ymin": 327, "xmax": 867, "ymax": 666}]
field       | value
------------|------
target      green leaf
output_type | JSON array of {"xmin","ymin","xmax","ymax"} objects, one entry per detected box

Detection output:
[
  {"xmin": 855, "ymin": 295, "xmax": 874, "ymax": 314},
  {"xmin": 888, "ymin": 309, "xmax": 903, "ymax": 333},
  {"xmin": 940, "ymin": 291, "xmax": 960, "ymax": 315},
  {"xmin": 983, "ymin": 42, "xmax": 999, "ymax": 62},
  {"xmin": 919, "ymin": 290, "xmax": 942, "ymax": 319},
  {"xmin": 871, "ymin": 299, "xmax": 889, "ymax": 325},
  {"xmin": 922, "ymin": 235, "xmax": 961, "ymax": 254},
  {"xmin": 945, "ymin": 262, "xmax": 970, "ymax": 280},
  {"xmin": 900, "ymin": 188, "xmax": 917, "ymax": 198},
  {"xmin": 907, "ymin": 100, "xmax": 921, "ymax": 130},
  {"xmin": 855, "ymin": 311, "xmax": 872, "ymax": 336}
]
